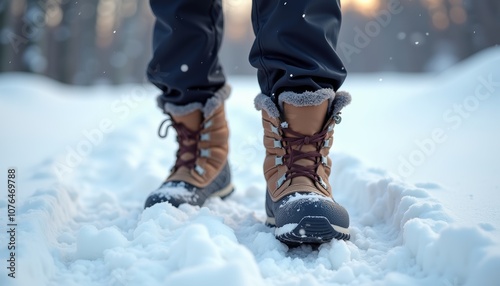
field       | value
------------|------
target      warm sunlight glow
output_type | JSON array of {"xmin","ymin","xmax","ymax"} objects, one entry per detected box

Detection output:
[
  {"xmin": 224, "ymin": 0, "xmax": 252, "ymax": 40},
  {"xmin": 356, "ymin": 0, "xmax": 380, "ymax": 11},
  {"xmin": 422, "ymin": 0, "xmax": 467, "ymax": 29},
  {"xmin": 96, "ymin": 0, "xmax": 117, "ymax": 47},
  {"xmin": 432, "ymin": 10, "xmax": 449, "ymax": 30},
  {"xmin": 449, "ymin": 4, "xmax": 467, "ymax": 25},
  {"xmin": 342, "ymin": 0, "xmax": 381, "ymax": 16}
]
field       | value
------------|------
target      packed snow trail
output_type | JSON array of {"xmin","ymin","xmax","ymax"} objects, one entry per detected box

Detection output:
[
  {"xmin": 1, "ymin": 81, "xmax": 499, "ymax": 286},
  {"xmin": 2, "ymin": 47, "xmax": 500, "ymax": 285}
]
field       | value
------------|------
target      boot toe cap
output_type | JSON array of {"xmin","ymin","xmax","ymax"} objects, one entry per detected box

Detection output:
[
  {"xmin": 269, "ymin": 193, "xmax": 350, "ymax": 244},
  {"xmin": 144, "ymin": 182, "xmax": 202, "ymax": 209},
  {"xmin": 275, "ymin": 193, "xmax": 350, "ymax": 229}
]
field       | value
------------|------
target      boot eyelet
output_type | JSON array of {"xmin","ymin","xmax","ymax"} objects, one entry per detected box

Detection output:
[
  {"xmin": 204, "ymin": 120, "xmax": 213, "ymax": 129},
  {"xmin": 195, "ymin": 165, "xmax": 205, "ymax": 175},
  {"xmin": 321, "ymin": 156, "xmax": 328, "ymax": 165},
  {"xmin": 200, "ymin": 149, "xmax": 210, "ymax": 157},
  {"xmin": 277, "ymin": 174, "xmax": 287, "ymax": 188},
  {"xmin": 273, "ymin": 140, "xmax": 282, "ymax": 148},
  {"xmin": 200, "ymin": 133, "xmax": 210, "ymax": 141},
  {"xmin": 271, "ymin": 124, "xmax": 279, "ymax": 134},
  {"xmin": 319, "ymin": 177, "xmax": 328, "ymax": 189},
  {"xmin": 334, "ymin": 115, "xmax": 342, "ymax": 125},
  {"xmin": 275, "ymin": 156, "xmax": 283, "ymax": 166}
]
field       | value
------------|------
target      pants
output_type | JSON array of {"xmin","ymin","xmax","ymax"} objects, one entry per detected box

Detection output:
[{"xmin": 147, "ymin": 0, "xmax": 346, "ymax": 107}]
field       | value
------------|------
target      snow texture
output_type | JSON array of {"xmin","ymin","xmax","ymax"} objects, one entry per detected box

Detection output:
[{"xmin": 1, "ymin": 47, "xmax": 500, "ymax": 285}]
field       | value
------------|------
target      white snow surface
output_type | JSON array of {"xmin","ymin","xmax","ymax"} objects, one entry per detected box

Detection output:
[{"xmin": 1, "ymin": 47, "xmax": 500, "ymax": 285}]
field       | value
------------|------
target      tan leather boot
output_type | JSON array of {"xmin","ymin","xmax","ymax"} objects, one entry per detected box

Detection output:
[
  {"xmin": 255, "ymin": 89, "xmax": 351, "ymax": 244},
  {"xmin": 145, "ymin": 86, "xmax": 233, "ymax": 208}
]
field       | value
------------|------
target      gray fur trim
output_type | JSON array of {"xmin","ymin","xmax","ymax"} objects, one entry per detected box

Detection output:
[
  {"xmin": 160, "ymin": 84, "xmax": 231, "ymax": 117},
  {"xmin": 203, "ymin": 84, "xmax": 231, "ymax": 118},
  {"xmin": 163, "ymin": 101, "xmax": 203, "ymax": 117},
  {"xmin": 331, "ymin": 91, "xmax": 352, "ymax": 115},
  {"xmin": 279, "ymin": 88, "xmax": 335, "ymax": 107},
  {"xmin": 254, "ymin": 93, "xmax": 280, "ymax": 118},
  {"xmin": 254, "ymin": 88, "xmax": 352, "ymax": 118}
]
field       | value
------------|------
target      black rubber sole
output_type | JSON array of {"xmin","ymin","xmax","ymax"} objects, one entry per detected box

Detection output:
[{"xmin": 274, "ymin": 216, "xmax": 350, "ymax": 246}]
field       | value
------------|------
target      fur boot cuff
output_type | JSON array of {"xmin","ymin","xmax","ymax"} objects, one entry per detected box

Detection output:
[
  {"xmin": 254, "ymin": 89, "xmax": 351, "ymax": 119},
  {"xmin": 158, "ymin": 84, "xmax": 231, "ymax": 118}
]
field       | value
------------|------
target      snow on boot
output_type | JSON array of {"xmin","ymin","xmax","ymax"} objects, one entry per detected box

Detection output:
[
  {"xmin": 255, "ymin": 89, "xmax": 351, "ymax": 245},
  {"xmin": 144, "ymin": 87, "xmax": 234, "ymax": 208}
]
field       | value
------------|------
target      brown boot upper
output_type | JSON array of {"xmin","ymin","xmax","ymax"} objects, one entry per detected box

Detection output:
[
  {"xmin": 262, "ymin": 101, "xmax": 339, "ymax": 202},
  {"xmin": 164, "ymin": 104, "xmax": 229, "ymax": 188}
]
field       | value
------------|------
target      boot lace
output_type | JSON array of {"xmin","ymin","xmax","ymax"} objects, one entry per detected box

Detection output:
[
  {"xmin": 280, "ymin": 126, "xmax": 329, "ymax": 186},
  {"xmin": 158, "ymin": 118, "xmax": 200, "ymax": 170}
]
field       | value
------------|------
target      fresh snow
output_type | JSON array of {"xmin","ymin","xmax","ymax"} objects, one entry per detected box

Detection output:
[{"xmin": 1, "ymin": 47, "xmax": 500, "ymax": 285}]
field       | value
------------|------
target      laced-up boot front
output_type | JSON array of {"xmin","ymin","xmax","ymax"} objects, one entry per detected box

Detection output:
[
  {"xmin": 144, "ymin": 103, "xmax": 233, "ymax": 208},
  {"xmin": 256, "ymin": 89, "xmax": 351, "ymax": 245}
]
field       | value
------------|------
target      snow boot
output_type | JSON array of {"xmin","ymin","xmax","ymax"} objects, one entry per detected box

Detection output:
[
  {"xmin": 144, "ymin": 86, "xmax": 234, "ymax": 208},
  {"xmin": 255, "ymin": 89, "xmax": 351, "ymax": 245}
]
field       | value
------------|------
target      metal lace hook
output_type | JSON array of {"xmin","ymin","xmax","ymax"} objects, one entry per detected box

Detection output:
[
  {"xmin": 158, "ymin": 118, "xmax": 173, "ymax": 138},
  {"xmin": 334, "ymin": 112, "xmax": 342, "ymax": 124}
]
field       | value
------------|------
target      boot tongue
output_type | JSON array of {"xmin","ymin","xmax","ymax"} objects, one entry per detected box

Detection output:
[
  {"xmin": 172, "ymin": 110, "xmax": 202, "ymax": 132},
  {"xmin": 171, "ymin": 110, "xmax": 203, "ymax": 168},
  {"xmin": 283, "ymin": 101, "xmax": 329, "ymax": 136},
  {"xmin": 282, "ymin": 101, "xmax": 330, "ymax": 188}
]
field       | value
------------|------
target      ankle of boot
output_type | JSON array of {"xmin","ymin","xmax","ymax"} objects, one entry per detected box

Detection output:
[
  {"xmin": 158, "ymin": 84, "xmax": 231, "ymax": 118},
  {"xmin": 256, "ymin": 89, "xmax": 352, "ymax": 202}
]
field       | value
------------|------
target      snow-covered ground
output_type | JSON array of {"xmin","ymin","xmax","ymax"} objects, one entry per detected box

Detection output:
[{"xmin": 1, "ymin": 47, "xmax": 500, "ymax": 285}]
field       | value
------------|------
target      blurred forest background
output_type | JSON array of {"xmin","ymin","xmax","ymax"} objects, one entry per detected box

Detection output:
[{"xmin": 0, "ymin": 0, "xmax": 499, "ymax": 85}]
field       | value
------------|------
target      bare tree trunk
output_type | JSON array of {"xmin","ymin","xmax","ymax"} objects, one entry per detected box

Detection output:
[
  {"xmin": 4, "ymin": 1, "xmax": 29, "ymax": 72},
  {"xmin": 0, "ymin": 1, "xmax": 11, "ymax": 72}
]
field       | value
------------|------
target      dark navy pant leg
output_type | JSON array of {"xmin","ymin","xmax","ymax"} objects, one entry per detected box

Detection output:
[
  {"xmin": 249, "ymin": 0, "xmax": 347, "ymax": 97},
  {"xmin": 147, "ymin": 0, "xmax": 225, "ymax": 106}
]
